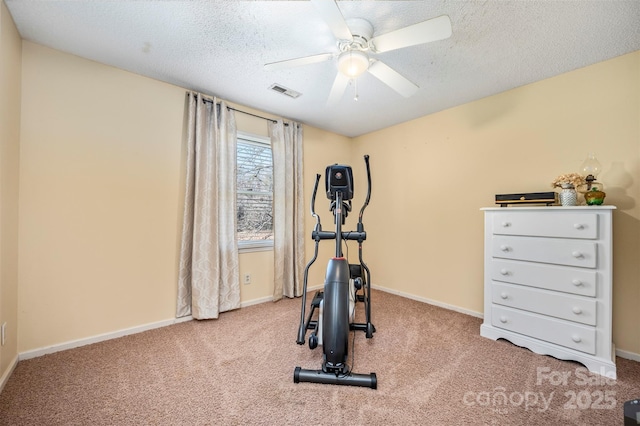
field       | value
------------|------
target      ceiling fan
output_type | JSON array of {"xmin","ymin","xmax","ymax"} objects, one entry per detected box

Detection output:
[{"xmin": 264, "ymin": 0, "xmax": 452, "ymax": 104}]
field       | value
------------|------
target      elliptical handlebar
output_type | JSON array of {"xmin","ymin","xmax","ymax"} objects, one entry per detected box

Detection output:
[
  {"xmin": 310, "ymin": 173, "xmax": 338, "ymax": 241},
  {"xmin": 310, "ymin": 173, "xmax": 321, "ymax": 230},
  {"xmin": 358, "ymin": 155, "xmax": 372, "ymax": 230}
]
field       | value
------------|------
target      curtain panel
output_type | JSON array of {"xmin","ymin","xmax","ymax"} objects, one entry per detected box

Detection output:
[
  {"xmin": 269, "ymin": 120, "xmax": 305, "ymax": 300},
  {"xmin": 177, "ymin": 92, "xmax": 240, "ymax": 319}
]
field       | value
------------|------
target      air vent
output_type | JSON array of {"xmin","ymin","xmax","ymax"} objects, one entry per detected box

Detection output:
[{"xmin": 269, "ymin": 84, "xmax": 301, "ymax": 99}]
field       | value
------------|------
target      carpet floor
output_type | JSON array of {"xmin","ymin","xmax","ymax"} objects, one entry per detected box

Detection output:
[{"xmin": 0, "ymin": 289, "xmax": 638, "ymax": 425}]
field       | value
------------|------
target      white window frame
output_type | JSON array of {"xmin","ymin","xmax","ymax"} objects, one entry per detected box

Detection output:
[{"xmin": 237, "ymin": 132, "xmax": 274, "ymax": 253}]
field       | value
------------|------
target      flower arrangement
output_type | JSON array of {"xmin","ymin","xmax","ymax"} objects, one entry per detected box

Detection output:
[{"xmin": 551, "ymin": 173, "xmax": 587, "ymax": 189}]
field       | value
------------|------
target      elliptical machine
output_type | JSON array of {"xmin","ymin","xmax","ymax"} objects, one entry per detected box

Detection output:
[{"xmin": 293, "ymin": 155, "xmax": 376, "ymax": 389}]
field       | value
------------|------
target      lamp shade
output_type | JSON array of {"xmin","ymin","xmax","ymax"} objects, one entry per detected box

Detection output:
[
  {"xmin": 337, "ymin": 50, "xmax": 369, "ymax": 78},
  {"xmin": 581, "ymin": 153, "xmax": 602, "ymax": 177}
]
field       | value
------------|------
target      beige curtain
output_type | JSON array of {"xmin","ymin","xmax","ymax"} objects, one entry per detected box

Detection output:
[
  {"xmin": 269, "ymin": 120, "xmax": 305, "ymax": 300},
  {"xmin": 176, "ymin": 92, "xmax": 240, "ymax": 319}
]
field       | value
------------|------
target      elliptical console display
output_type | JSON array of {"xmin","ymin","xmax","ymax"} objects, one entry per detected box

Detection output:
[
  {"xmin": 325, "ymin": 164, "xmax": 354, "ymax": 200},
  {"xmin": 294, "ymin": 155, "xmax": 376, "ymax": 389}
]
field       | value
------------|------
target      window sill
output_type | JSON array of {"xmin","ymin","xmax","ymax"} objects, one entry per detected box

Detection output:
[{"xmin": 239, "ymin": 242, "xmax": 274, "ymax": 253}]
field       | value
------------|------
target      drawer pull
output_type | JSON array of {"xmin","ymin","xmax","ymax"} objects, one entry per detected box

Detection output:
[
  {"xmin": 500, "ymin": 269, "xmax": 509, "ymax": 276},
  {"xmin": 572, "ymin": 307, "xmax": 583, "ymax": 315},
  {"xmin": 499, "ymin": 316, "xmax": 508, "ymax": 323},
  {"xmin": 572, "ymin": 279, "xmax": 582, "ymax": 286},
  {"xmin": 500, "ymin": 245, "xmax": 510, "ymax": 252},
  {"xmin": 572, "ymin": 251, "xmax": 584, "ymax": 259},
  {"xmin": 571, "ymin": 335, "xmax": 582, "ymax": 343},
  {"xmin": 501, "ymin": 222, "xmax": 511, "ymax": 228},
  {"xmin": 500, "ymin": 292, "xmax": 508, "ymax": 299},
  {"xmin": 574, "ymin": 223, "xmax": 584, "ymax": 230}
]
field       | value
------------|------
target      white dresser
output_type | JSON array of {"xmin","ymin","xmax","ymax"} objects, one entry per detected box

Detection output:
[{"xmin": 480, "ymin": 206, "xmax": 616, "ymax": 378}]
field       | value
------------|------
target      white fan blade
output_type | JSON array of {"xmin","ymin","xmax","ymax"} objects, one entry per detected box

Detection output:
[
  {"xmin": 327, "ymin": 72, "xmax": 350, "ymax": 105},
  {"xmin": 310, "ymin": 0, "xmax": 353, "ymax": 41},
  {"xmin": 371, "ymin": 15, "xmax": 452, "ymax": 53},
  {"xmin": 367, "ymin": 61, "xmax": 419, "ymax": 98},
  {"xmin": 264, "ymin": 53, "xmax": 334, "ymax": 71}
]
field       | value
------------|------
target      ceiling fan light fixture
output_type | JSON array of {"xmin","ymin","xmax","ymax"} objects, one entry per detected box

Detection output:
[{"xmin": 337, "ymin": 50, "xmax": 369, "ymax": 78}]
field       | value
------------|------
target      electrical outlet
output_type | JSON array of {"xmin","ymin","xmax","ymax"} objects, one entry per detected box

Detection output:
[
  {"xmin": 243, "ymin": 273, "xmax": 251, "ymax": 285},
  {"xmin": 1, "ymin": 322, "xmax": 6, "ymax": 346}
]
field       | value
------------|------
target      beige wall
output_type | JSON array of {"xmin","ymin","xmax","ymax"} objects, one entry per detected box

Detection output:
[
  {"xmin": 18, "ymin": 42, "xmax": 186, "ymax": 352},
  {"xmin": 17, "ymin": 42, "xmax": 351, "ymax": 353},
  {"xmin": 353, "ymin": 51, "xmax": 640, "ymax": 355},
  {"xmin": 0, "ymin": 1, "xmax": 22, "ymax": 381},
  {"xmin": 8, "ymin": 35, "xmax": 640, "ymax": 360}
]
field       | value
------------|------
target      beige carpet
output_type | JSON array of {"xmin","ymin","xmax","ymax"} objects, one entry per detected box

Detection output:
[{"xmin": 1, "ymin": 290, "xmax": 638, "ymax": 425}]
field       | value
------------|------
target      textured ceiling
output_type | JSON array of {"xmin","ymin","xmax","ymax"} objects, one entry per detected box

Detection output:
[{"xmin": 6, "ymin": 0, "xmax": 640, "ymax": 137}]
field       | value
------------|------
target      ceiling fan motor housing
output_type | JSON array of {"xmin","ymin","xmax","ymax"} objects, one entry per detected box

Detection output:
[{"xmin": 343, "ymin": 18, "xmax": 374, "ymax": 51}]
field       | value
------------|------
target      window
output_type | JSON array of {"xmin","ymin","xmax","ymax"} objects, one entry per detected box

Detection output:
[{"xmin": 236, "ymin": 133, "xmax": 273, "ymax": 251}]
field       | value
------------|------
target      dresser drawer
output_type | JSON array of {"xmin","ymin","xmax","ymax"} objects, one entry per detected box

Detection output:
[
  {"xmin": 491, "ymin": 282, "xmax": 596, "ymax": 325},
  {"xmin": 491, "ymin": 306, "xmax": 596, "ymax": 355},
  {"xmin": 490, "ymin": 259, "xmax": 596, "ymax": 297},
  {"xmin": 492, "ymin": 236, "xmax": 597, "ymax": 268},
  {"xmin": 492, "ymin": 212, "xmax": 598, "ymax": 239}
]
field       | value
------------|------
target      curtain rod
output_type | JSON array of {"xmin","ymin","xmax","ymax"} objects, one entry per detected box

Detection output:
[
  {"xmin": 199, "ymin": 95, "xmax": 288, "ymax": 126},
  {"xmin": 228, "ymin": 106, "xmax": 280, "ymax": 124}
]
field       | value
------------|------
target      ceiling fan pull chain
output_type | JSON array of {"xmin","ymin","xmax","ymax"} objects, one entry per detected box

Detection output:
[{"xmin": 353, "ymin": 78, "xmax": 359, "ymax": 101}]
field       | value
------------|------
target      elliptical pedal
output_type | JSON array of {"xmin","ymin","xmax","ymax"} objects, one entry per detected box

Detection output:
[{"xmin": 311, "ymin": 291, "xmax": 323, "ymax": 307}]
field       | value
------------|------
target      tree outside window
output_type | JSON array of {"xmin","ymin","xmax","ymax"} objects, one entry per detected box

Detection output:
[{"xmin": 237, "ymin": 134, "xmax": 273, "ymax": 249}]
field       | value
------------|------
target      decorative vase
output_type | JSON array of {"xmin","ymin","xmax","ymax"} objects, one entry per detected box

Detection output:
[
  {"xmin": 559, "ymin": 184, "xmax": 578, "ymax": 206},
  {"xmin": 585, "ymin": 190, "xmax": 606, "ymax": 205}
]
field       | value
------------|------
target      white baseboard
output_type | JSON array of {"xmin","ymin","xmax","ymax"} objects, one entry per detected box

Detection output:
[
  {"xmin": 240, "ymin": 295, "xmax": 274, "ymax": 307},
  {"xmin": 19, "ymin": 318, "xmax": 182, "ymax": 361},
  {"xmin": 18, "ymin": 288, "xmax": 326, "ymax": 362},
  {"xmin": 15, "ymin": 286, "xmax": 640, "ymax": 368},
  {"xmin": 615, "ymin": 348, "xmax": 640, "ymax": 362},
  {"xmin": 241, "ymin": 284, "xmax": 323, "ymax": 308},
  {"xmin": 371, "ymin": 285, "xmax": 640, "ymax": 362},
  {"xmin": 372, "ymin": 284, "xmax": 484, "ymax": 319},
  {"xmin": 175, "ymin": 315, "xmax": 193, "ymax": 323},
  {"xmin": 0, "ymin": 354, "xmax": 19, "ymax": 394}
]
